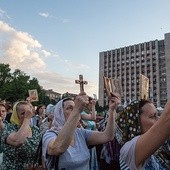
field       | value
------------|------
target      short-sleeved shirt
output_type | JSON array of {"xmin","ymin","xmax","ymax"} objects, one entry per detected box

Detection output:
[
  {"xmin": 0, "ymin": 123, "xmax": 41, "ymax": 170},
  {"xmin": 120, "ymin": 136, "xmax": 166, "ymax": 170},
  {"xmin": 43, "ymin": 127, "xmax": 93, "ymax": 170}
]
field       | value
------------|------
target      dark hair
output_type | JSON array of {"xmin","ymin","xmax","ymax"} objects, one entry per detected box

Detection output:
[
  {"xmin": 0, "ymin": 103, "xmax": 6, "ymax": 110},
  {"xmin": 36, "ymin": 104, "xmax": 45, "ymax": 115},
  {"xmin": 139, "ymin": 99, "xmax": 153, "ymax": 115},
  {"xmin": 88, "ymin": 96, "xmax": 93, "ymax": 101},
  {"xmin": 62, "ymin": 98, "xmax": 73, "ymax": 107},
  {"xmin": 5, "ymin": 102, "xmax": 12, "ymax": 112}
]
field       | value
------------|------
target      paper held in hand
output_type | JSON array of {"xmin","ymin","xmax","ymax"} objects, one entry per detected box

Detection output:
[
  {"xmin": 28, "ymin": 89, "xmax": 39, "ymax": 102},
  {"xmin": 103, "ymin": 76, "xmax": 123, "ymax": 97},
  {"xmin": 140, "ymin": 74, "xmax": 149, "ymax": 100}
]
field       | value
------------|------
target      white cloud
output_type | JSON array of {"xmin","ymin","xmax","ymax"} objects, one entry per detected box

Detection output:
[
  {"xmin": 39, "ymin": 12, "xmax": 49, "ymax": 18},
  {"xmin": 0, "ymin": 9, "xmax": 5, "ymax": 16},
  {"xmin": 0, "ymin": 8, "xmax": 11, "ymax": 19},
  {"xmin": 42, "ymin": 49, "xmax": 51, "ymax": 57},
  {"xmin": 0, "ymin": 20, "xmax": 46, "ymax": 72},
  {"xmin": 38, "ymin": 12, "xmax": 70, "ymax": 23},
  {"xmin": 0, "ymin": 20, "xmax": 14, "ymax": 32},
  {"xmin": 0, "ymin": 20, "xmax": 97, "ymax": 97},
  {"xmin": 62, "ymin": 19, "xmax": 70, "ymax": 23},
  {"xmin": 34, "ymin": 71, "xmax": 98, "ymax": 97},
  {"xmin": 64, "ymin": 60, "xmax": 90, "ymax": 71},
  {"xmin": 16, "ymin": 31, "xmax": 41, "ymax": 48}
]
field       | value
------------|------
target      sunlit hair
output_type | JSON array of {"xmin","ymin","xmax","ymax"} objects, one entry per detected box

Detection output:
[
  {"xmin": 15, "ymin": 101, "xmax": 29, "ymax": 113},
  {"xmin": 36, "ymin": 104, "xmax": 45, "ymax": 115},
  {"xmin": 139, "ymin": 99, "xmax": 153, "ymax": 115}
]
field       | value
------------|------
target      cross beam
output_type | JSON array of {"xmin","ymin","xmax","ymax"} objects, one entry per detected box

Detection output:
[{"xmin": 75, "ymin": 74, "xmax": 88, "ymax": 92}]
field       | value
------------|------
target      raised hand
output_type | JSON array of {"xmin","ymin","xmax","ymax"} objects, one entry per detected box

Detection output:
[
  {"xmin": 91, "ymin": 99, "xmax": 96, "ymax": 106},
  {"xmin": 24, "ymin": 105, "xmax": 33, "ymax": 120},
  {"xmin": 108, "ymin": 92, "xmax": 121, "ymax": 112},
  {"xmin": 74, "ymin": 92, "xmax": 89, "ymax": 113}
]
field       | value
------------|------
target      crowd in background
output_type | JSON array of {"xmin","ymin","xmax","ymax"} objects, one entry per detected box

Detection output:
[{"xmin": 0, "ymin": 91, "xmax": 170, "ymax": 170}]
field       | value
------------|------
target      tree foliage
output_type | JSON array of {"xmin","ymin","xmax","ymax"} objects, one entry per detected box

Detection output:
[{"xmin": 0, "ymin": 63, "xmax": 53, "ymax": 105}]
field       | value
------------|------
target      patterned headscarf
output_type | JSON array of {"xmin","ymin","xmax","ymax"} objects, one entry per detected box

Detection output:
[
  {"xmin": 117, "ymin": 99, "xmax": 170, "ymax": 169},
  {"xmin": 10, "ymin": 102, "xmax": 21, "ymax": 126},
  {"xmin": 116, "ymin": 100, "xmax": 141, "ymax": 145}
]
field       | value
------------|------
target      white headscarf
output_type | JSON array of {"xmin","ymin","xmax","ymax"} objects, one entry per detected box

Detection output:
[
  {"xmin": 46, "ymin": 104, "xmax": 54, "ymax": 116},
  {"xmin": 50, "ymin": 99, "xmax": 66, "ymax": 132}
]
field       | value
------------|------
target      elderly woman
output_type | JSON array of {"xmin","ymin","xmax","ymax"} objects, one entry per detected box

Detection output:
[
  {"xmin": 117, "ymin": 99, "xmax": 170, "ymax": 169},
  {"xmin": 0, "ymin": 101, "xmax": 41, "ymax": 170},
  {"xmin": 42, "ymin": 92, "xmax": 120, "ymax": 170}
]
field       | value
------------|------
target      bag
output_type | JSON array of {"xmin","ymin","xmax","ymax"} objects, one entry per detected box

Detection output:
[
  {"xmin": 44, "ymin": 130, "xmax": 59, "ymax": 170},
  {"xmin": 30, "ymin": 130, "xmax": 59, "ymax": 170},
  {"xmin": 45, "ymin": 156, "xmax": 59, "ymax": 170}
]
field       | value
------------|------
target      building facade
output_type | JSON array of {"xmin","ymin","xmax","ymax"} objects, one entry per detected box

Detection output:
[
  {"xmin": 62, "ymin": 92, "xmax": 77, "ymax": 99},
  {"xmin": 43, "ymin": 89, "xmax": 61, "ymax": 101},
  {"xmin": 99, "ymin": 33, "xmax": 170, "ymax": 108}
]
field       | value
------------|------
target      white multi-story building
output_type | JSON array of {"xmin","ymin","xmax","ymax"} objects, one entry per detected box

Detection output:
[{"xmin": 99, "ymin": 33, "xmax": 170, "ymax": 108}]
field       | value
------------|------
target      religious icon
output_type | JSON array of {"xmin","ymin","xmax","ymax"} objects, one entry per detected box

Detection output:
[
  {"xmin": 140, "ymin": 74, "xmax": 149, "ymax": 100},
  {"xmin": 28, "ymin": 89, "xmax": 39, "ymax": 102},
  {"xmin": 103, "ymin": 76, "xmax": 122, "ymax": 98}
]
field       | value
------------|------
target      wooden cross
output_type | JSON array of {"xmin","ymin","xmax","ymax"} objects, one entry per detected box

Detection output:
[{"xmin": 75, "ymin": 74, "xmax": 88, "ymax": 92}]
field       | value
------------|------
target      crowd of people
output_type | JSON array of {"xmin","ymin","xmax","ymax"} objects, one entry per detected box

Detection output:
[{"xmin": 0, "ymin": 90, "xmax": 170, "ymax": 170}]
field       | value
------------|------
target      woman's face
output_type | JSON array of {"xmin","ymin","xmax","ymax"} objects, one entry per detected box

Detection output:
[
  {"xmin": 38, "ymin": 106, "xmax": 46, "ymax": 115},
  {"xmin": 140, "ymin": 103, "xmax": 159, "ymax": 133},
  {"xmin": 0, "ymin": 105, "xmax": 7, "ymax": 120},
  {"xmin": 63, "ymin": 100, "xmax": 75, "ymax": 121},
  {"xmin": 17, "ymin": 104, "xmax": 30, "ymax": 124}
]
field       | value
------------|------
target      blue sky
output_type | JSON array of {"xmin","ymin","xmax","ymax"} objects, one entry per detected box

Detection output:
[{"xmin": 0, "ymin": 0, "xmax": 170, "ymax": 97}]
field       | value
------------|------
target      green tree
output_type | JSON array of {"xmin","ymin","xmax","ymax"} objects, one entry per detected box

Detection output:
[
  {"xmin": 0, "ymin": 63, "xmax": 12, "ymax": 86},
  {"xmin": 0, "ymin": 64, "xmax": 57, "ymax": 105},
  {"xmin": 0, "ymin": 63, "xmax": 12, "ymax": 99}
]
